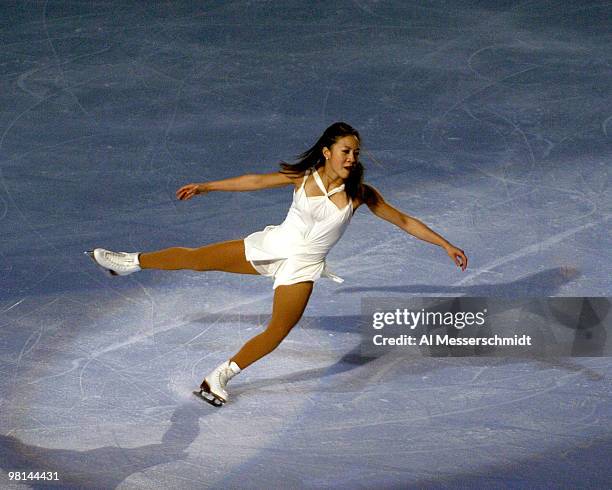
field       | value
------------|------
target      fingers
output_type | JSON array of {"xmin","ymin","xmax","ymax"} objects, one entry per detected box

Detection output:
[
  {"xmin": 456, "ymin": 251, "xmax": 468, "ymax": 271},
  {"xmin": 176, "ymin": 184, "xmax": 196, "ymax": 200},
  {"xmin": 449, "ymin": 248, "xmax": 468, "ymax": 271}
]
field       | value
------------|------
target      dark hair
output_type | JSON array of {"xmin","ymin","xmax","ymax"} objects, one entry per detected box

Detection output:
[{"xmin": 280, "ymin": 122, "xmax": 364, "ymax": 199}]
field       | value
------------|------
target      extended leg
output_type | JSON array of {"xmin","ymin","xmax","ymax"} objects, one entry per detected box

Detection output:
[{"xmin": 139, "ymin": 239, "xmax": 259, "ymax": 275}]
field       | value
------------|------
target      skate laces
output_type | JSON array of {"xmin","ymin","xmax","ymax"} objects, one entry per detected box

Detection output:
[
  {"xmin": 218, "ymin": 366, "xmax": 230, "ymax": 387},
  {"xmin": 217, "ymin": 364, "xmax": 238, "ymax": 390},
  {"xmin": 103, "ymin": 251, "xmax": 132, "ymax": 267}
]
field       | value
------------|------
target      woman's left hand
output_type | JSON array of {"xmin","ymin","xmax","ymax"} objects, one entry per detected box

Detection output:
[{"xmin": 446, "ymin": 245, "xmax": 468, "ymax": 271}]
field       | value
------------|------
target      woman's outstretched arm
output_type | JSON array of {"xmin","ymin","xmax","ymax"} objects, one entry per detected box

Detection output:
[
  {"xmin": 362, "ymin": 184, "xmax": 468, "ymax": 271},
  {"xmin": 176, "ymin": 172, "xmax": 298, "ymax": 200}
]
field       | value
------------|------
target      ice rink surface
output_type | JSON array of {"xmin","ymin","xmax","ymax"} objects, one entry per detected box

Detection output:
[{"xmin": 1, "ymin": 1, "xmax": 611, "ymax": 488}]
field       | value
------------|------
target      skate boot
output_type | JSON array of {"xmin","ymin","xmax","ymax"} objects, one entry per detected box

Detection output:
[
  {"xmin": 85, "ymin": 248, "xmax": 141, "ymax": 276},
  {"xmin": 194, "ymin": 360, "xmax": 241, "ymax": 407}
]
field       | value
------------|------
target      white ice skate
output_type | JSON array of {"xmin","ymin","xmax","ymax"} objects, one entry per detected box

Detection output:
[
  {"xmin": 85, "ymin": 248, "xmax": 141, "ymax": 276},
  {"xmin": 194, "ymin": 360, "xmax": 241, "ymax": 407}
]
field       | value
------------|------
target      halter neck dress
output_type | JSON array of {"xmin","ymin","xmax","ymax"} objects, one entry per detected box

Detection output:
[{"xmin": 244, "ymin": 167, "xmax": 353, "ymax": 289}]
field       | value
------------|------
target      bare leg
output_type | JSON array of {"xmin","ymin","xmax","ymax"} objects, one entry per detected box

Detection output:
[
  {"xmin": 230, "ymin": 281, "xmax": 314, "ymax": 369},
  {"xmin": 139, "ymin": 239, "xmax": 259, "ymax": 275}
]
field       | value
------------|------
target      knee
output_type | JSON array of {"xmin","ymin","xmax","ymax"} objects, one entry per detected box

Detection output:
[
  {"xmin": 181, "ymin": 247, "xmax": 208, "ymax": 270},
  {"xmin": 168, "ymin": 246, "xmax": 196, "ymax": 259},
  {"xmin": 261, "ymin": 322, "xmax": 294, "ymax": 346}
]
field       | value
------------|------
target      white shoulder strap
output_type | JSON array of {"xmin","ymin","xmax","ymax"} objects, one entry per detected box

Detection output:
[
  {"xmin": 327, "ymin": 184, "xmax": 345, "ymax": 197},
  {"xmin": 312, "ymin": 168, "xmax": 330, "ymax": 195}
]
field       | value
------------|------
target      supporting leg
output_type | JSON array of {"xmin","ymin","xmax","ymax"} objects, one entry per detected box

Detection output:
[{"xmin": 230, "ymin": 281, "xmax": 314, "ymax": 369}]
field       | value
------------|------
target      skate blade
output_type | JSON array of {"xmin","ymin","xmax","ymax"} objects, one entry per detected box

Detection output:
[
  {"xmin": 84, "ymin": 250, "xmax": 118, "ymax": 276},
  {"xmin": 193, "ymin": 389, "xmax": 224, "ymax": 407}
]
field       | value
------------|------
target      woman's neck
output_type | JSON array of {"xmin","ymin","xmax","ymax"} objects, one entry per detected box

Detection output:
[{"xmin": 318, "ymin": 163, "xmax": 343, "ymax": 191}]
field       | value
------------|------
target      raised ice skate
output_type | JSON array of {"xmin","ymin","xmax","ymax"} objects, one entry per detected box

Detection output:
[{"xmin": 85, "ymin": 248, "xmax": 141, "ymax": 276}]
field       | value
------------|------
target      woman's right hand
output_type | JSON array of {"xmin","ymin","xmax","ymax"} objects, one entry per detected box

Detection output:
[{"xmin": 176, "ymin": 183, "xmax": 207, "ymax": 200}]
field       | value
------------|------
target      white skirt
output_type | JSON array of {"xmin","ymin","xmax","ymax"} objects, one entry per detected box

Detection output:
[{"xmin": 244, "ymin": 225, "xmax": 343, "ymax": 289}]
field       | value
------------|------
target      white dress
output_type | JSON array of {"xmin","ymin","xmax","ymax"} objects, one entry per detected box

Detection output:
[{"xmin": 244, "ymin": 167, "xmax": 353, "ymax": 289}]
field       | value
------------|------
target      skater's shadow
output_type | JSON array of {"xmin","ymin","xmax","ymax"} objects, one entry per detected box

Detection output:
[
  {"xmin": 188, "ymin": 268, "xmax": 580, "ymax": 338},
  {"xmin": 336, "ymin": 267, "xmax": 579, "ymax": 296},
  {"xmin": 234, "ymin": 340, "xmax": 605, "ymax": 401},
  {"xmin": 189, "ymin": 267, "xmax": 604, "ymax": 398},
  {"xmin": 0, "ymin": 402, "xmax": 202, "ymax": 489}
]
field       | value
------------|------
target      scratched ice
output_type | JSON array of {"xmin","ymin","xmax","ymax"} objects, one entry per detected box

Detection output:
[{"xmin": 0, "ymin": 1, "xmax": 611, "ymax": 489}]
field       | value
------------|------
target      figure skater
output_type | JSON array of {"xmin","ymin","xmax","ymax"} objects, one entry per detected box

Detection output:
[{"xmin": 87, "ymin": 122, "xmax": 468, "ymax": 406}]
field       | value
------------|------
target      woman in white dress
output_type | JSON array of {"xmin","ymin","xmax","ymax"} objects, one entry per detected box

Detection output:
[{"xmin": 88, "ymin": 122, "xmax": 468, "ymax": 406}]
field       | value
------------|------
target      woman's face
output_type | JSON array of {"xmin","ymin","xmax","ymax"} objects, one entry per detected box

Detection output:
[{"xmin": 323, "ymin": 135, "xmax": 360, "ymax": 180}]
